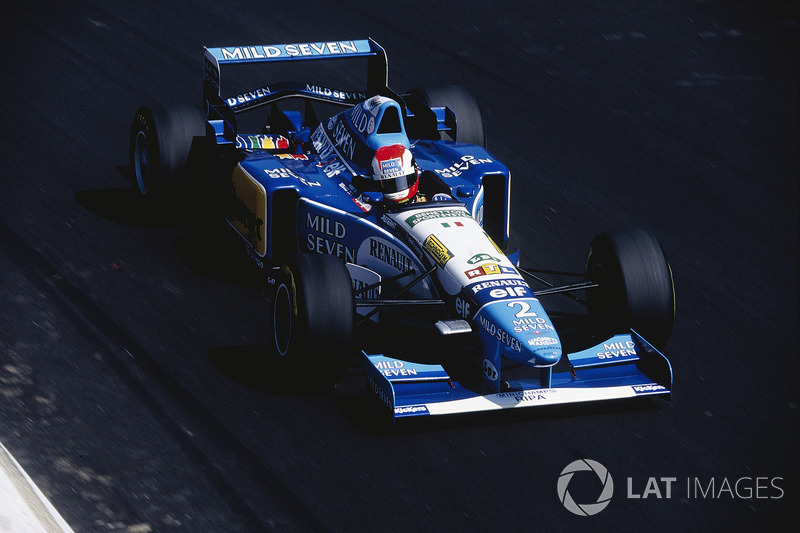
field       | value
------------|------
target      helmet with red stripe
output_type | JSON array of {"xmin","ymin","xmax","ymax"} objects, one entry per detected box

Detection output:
[{"xmin": 370, "ymin": 144, "xmax": 419, "ymax": 203}]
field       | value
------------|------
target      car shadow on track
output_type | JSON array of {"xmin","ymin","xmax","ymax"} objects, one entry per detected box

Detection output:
[
  {"xmin": 208, "ymin": 344, "xmax": 293, "ymax": 393},
  {"xmin": 75, "ymin": 165, "xmax": 203, "ymax": 228},
  {"xmin": 75, "ymin": 186, "xmax": 185, "ymax": 228},
  {"xmin": 77, "ymin": 166, "xmax": 267, "ymax": 290}
]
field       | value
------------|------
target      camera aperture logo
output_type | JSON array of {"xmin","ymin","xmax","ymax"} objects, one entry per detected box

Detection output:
[{"xmin": 557, "ymin": 459, "xmax": 614, "ymax": 516}]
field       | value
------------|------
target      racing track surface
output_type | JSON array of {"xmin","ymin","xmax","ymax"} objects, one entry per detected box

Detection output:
[{"xmin": 1, "ymin": 1, "xmax": 797, "ymax": 530}]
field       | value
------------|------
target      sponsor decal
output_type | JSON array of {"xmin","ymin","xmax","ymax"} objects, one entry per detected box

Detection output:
[
  {"xmin": 455, "ymin": 297, "xmax": 471, "ymax": 319},
  {"xmin": 374, "ymin": 359, "xmax": 418, "ymax": 378},
  {"xmin": 434, "ymin": 154, "xmax": 494, "ymax": 178},
  {"xmin": 404, "ymin": 208, "xmax": 470, "ymax": 228},
  {"xmin": 311, "ymin": 124, "xmax": 356, "ymax": 175},
  {"xmin": 339, "ymin": 181, "xmax": 359, "ymax": 196},
  {"xmin": 305, "ymin": 213, "xmax": 355, "ymax": 262},
  {"xmin": 496, "ymin": 390, "xmax": 553, "ymax": 402},
  {"xmin": 464, "ymin": 263, "xmax": 516, "ymax": 279},
  {"xmin": 351, "ymin": 195, "xmax": 372, "ymax": 213},
  {"xmin": 264, "ymin": 167, "xmax": 320, "ymax": 187},
  {"xmin": 311, "ymin": 124, "xmax": 337, "ymax": 160},
  {"xmin": 467, "ymin": 279, "xmax": 533, "ymax": 299},
  {"xmin": 467, "ymin": 253, "xmax": 500, "ymax": 265},
  {"xmin": 264, "ymin": 167, "xmax": 302, "ymax": 179},
  {"xmin": 236, "ymin": 134, "xmax": 289, "ymax": 150},
  {"xmin": 227, "ymin": 87, "xmax": 271, "ymax": 107},
  {"xmin": 227, "ymin": 166, "xmax": 266, "ymax": 256},
  {"xmin": 528, "ymin": 336, "xmax": 559, "ymax": 346},
  {"xmin": 307, "ymin": 213, "xmax": 346, "ymax": 238},
  {"xmin": 513, "ymin": 316, "xmax": 555, "ymax": 333},
  {"xmin": 247, "ymin": 246, "xmax": 264, "ymax": 269},
  {"xmin": 215, "ymin": 40, "xmax": 368, "ymax": 62},
  {"xmin": 275, "ymin": 153, "xmax": 309, "ymax": 160},
  {"xmin": 632, "ymin": 384, "xmax": 668, "ymax": 394},
  {"xmin": 318, "ymin": 157, "xmax": 348, "ymax": 178},
  {"xmin": 368, "ymin": 376, "xmax": 392, "ymax": 409},
  {"xmin": 380, "ymin": 214, "xmax": 397, "ymax": 229},
  {"xmin": 306, "ymin": 84, "xmax": 366, "ymax": 102},
  {"xmin": 394, "ymin": 405, "xmax": 430, "ymax": 416},
  {"xmin": 479, "ymin": 315, "xmax": 523, "ymax": 353},
  {"xmin": 423, "ymin": 234, "xmax": 454, "ymax": 267},
  {"xmin": 349, "ymin": 97, "xmax": 386, "ymax": 135},
  {"xmin": 353, "ymin": 278, "xmax": 380, "ymax": 299},
  {"xmin": 336, "ymin": 182, "xmax": 372, "ymax": 213},
  {"xmin": 327, "ymin": 117, "xmax": 356, "ymax": 160},
  {"xmin": 379, "ymin": 157, "xmax": 403, "ymax": 178},
  {"xmin": 596, "ymin": 340, "xmax": 637, "ymax": 360},
  {"xmin": 367, "ymin": 237, "xmax": 415, "ymax": 273},
  {"xmin": 482, "ymin": 358, "xmax": 499, "ymax": 382},
  {"xmin": 306, "ymin": 235, "xmax": 355, "ymax": 262}
]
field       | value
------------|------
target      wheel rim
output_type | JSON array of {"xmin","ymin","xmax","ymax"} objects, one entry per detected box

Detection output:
[
  {"xmin": 273, "ymin": 283, "xmax": 292, "ymax": 357},
  {"xmin": 134, "ymin": 130, "xmax": 151, "ymax": 195}
]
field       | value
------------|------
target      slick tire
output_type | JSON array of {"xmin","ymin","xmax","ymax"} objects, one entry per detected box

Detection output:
[
  {"xmin": 585, "ymin": 229, "xmax": 675, "ymax": 349},
  {"xmin": 129, "ymin": 104, "xmax": 206, "ymax": 197},
  {"xmin": 269, "ymin": 254, "xmax": 355, "ymax": 384},
  {"xmin": 409, "ymin": 85, "xmax": 487, "ymax": 148}
]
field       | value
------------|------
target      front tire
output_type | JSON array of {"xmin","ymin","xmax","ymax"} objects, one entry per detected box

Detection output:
[
  {"xmin": 269, "ymin": 254, "xmax": 355, "ymax": 383},
  {"xmin": 585, "ymin": 229, "xmax": 675, "ymax": 348}
]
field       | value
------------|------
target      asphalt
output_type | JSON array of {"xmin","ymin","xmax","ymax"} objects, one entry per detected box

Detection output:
[{"xmin": 0, "ymin": 0, "xmax": 797, "ymax": 531}]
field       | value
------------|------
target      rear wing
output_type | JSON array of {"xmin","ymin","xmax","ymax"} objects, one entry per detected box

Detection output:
[
  {"xmin": 203, "ymin": 38, "xmax": 391, "ymax": 145},
  {"xmin": 204, "ymin": 38, "xmax": 388, "ymax": 109}
]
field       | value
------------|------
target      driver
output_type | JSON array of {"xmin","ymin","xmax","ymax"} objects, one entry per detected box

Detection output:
[
  {"xmin": 350, "ymin": 143, "xmax": 453, "ymax": 206},
  {"xmin": 370, "ymin": 144, "xmax": 421, "ymax": 205}
]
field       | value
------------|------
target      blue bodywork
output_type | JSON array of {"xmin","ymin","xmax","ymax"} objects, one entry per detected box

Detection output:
[{"xmin": 199, "ymin": 39, "xmax": 672, "ymax": 420}]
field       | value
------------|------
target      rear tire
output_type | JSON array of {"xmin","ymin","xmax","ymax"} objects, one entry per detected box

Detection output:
[
  {"xmin": 269, "ymin": 254, "xmax": 355, "ymax": 383},
  {"xmin": 129, "ymin": 104, "xmax": 206, "ymax": 196},
  {"xmin": 409, "ymin": 85, "xmax": 487, "ymax": 148},
  {"xmin": 585, "ymin": 229, "xmax": 675, "ymax": 349}
]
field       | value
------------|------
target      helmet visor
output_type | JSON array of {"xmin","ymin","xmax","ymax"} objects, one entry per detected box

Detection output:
[{"xmin": 378, "ymin": 169, "xmax": 418, "ymax": 194}]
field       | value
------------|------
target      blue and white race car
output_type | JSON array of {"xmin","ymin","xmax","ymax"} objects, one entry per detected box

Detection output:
[{"xmin": 129, "ymin": 39, "xmax": 675, "ymax": 420}]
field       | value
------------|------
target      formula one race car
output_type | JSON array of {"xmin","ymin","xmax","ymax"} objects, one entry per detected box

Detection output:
[{"xmin": 129, "ymin": 39, "xmax": 675, "ymax": 421}]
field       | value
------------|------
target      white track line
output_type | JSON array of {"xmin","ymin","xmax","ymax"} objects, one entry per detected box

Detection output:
[{"xmin": 0, "ymin": 441, "xmax": 73, "ymax": 532}]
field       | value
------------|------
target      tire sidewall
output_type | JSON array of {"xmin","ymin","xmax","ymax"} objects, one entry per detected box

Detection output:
[
  {"xmin": 130, "ymin": 107, "xmax": 160, "ymax": 196},
  {"xmin": 268, "ymin": 254, "xmax": 355, "ymax": 382},
  {"xmin": 271, "ymin": 267, "xmax": 296, "ymax": 358}
]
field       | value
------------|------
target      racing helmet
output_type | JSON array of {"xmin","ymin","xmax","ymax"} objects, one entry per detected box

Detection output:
[{"xmin": 370, "ymin": 144, "xmax": 419, "ymax": 203}]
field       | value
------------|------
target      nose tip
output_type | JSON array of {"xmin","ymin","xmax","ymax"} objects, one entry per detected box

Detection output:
[{"xmin": 531, "ymin": 347, "xmax": 561, "ymax": 367}]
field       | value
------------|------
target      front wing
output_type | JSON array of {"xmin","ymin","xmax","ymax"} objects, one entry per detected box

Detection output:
[{"xmin": 363, "ymin": 331, "xmax": 672, "ymax": 421}]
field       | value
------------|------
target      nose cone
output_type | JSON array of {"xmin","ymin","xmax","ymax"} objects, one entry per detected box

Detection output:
[
  {"xmin": 525, "ymin": 337, "xmax": 562, "ymax": 367},
  {"xmin": 475, "ymin": 299, "xmax": 562, "ymax": 367}
]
